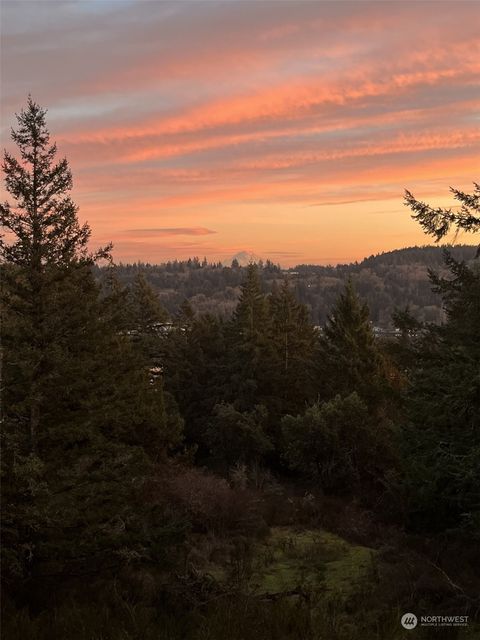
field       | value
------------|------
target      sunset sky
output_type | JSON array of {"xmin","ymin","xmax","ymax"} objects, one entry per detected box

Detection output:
[{"xmin": 1, "ymin": 0, "xmax": 479, "ymax": 266}]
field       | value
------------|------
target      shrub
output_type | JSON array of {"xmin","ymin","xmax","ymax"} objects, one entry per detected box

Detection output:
[
  {"xmin": 145, "ymin": 464, "xmax": 267, "ymax": 537},
  {"xmin": 281, "ymin": 394, "xmax": 396, "ymax": 497}
]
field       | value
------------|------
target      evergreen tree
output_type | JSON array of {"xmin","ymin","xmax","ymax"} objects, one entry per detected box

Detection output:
[
  {"xmin": 228, "ymin": 263, "xmax": 274, "ymax": 411},
  {"xmin": 130, "ymin": 271, "xmax": 169, "ymax": 334},
  {"xmin": 404, "ymin": 182, "xmax": 479, "ymax": 253},
  {"xmin": 0, "ymin": 97, "xmax": 111, "ymax": 453},
  {"xmin": 161, "ymin": 313, "xmax": 228, "ymax": 454},
  {"xmin": 269, "ymin": 279, "xmax": 316, "ymax": 415},
  {"xmin": 205, "ymin": 403, "xmax": 273, "ymax": 470},
  {"xmin": 233, "ymin": 263, "xmax": 268, "ymax": 335},
  {"xmin": 101, "ymin": 266, "xmax": 132, "ymax": 332},
  {"xmin": 0, "ymin": 99, "xmax": 180, "ymax": 594},
  {"xmin": 177, "ymin": 297, "xmax": 195, "ymax": 327},
  {"xmin": 128, "ymin": 271, "xmax": 169, "ymax": 368},
  {"xmin": 0, "ymin": 99, "xmax": 165, "ymax": 455},
  {"xmin": 281, "ymin": 393, "xmax": 395, "ymax": 496},
  {"xmin": 389, "ymin": 305, "xmax": 423, "ymax": 373},
  {"xmin": 402, "ymin": 254, "xmax": 480, "ymax": 534},
  {"xmin": 317, "ymin": 279, "xmax": 396, "ymax": 414},
  {"xmin": 402, "ymin": 183, "xmax": 480, "ymax": 535}
]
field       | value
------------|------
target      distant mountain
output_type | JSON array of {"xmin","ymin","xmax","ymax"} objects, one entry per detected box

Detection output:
[
  {"xmin": 97, "ymin": 245, "xmax": 477, "ymax": 328},
  {"xmin": 230, "ymin": 250, "xmax": 262, "ymax": 266}
]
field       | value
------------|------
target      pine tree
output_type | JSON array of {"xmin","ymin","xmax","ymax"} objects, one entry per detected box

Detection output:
[
  {"xmin": 130, "ymin": 271, "xmax": 169, "ymax": 334},
  {"xmin": 205, "ymin": 403, "xmax": 272, "ymax": 469},
  {"xmin": 269, "ymin": 279, "xmax": 316, "ymax": 415},
  {"xmin": 0, "ymin": 99, "xmax": 180, "ymax": 593},
  {"xmin": 0, "ymin": 100, "xmax": 162, "ymax": 454},
  {"xmin": 177, "ymin": 297, "xmax": 195, "ymax": 327},
  {"xmin": 318, "ymin": 279, "xmax": 395, "ymax": 413},
  {"xmin": 402, "ymin": 183, "xmax": 480, "ymax": 534},
  {"xmin": 404, "ymin": 182, "xmax": 479, "ymax": 253},
  {"xmin": 101, "ymin": 266, "xmax": 132, "ymax": 332},
  {"xmin": 233, "ymin": 263, "xmax": 268, "ymax": 336},
  {"xmin": 228, "ymin": 263, "xmax": 274, "ymax": 411},
  {"xmin": 161, "ymin": 313, "xmax": 227, "ymax": 454},
  {"xmin": 0, "ymin": 97, "xmax": 110, "ymax": 268},
  {"xmin": 0, "ymin": 97, "xmax": 111, "ymax": 453},
  {"xmin": 402, "ymin": 253, "xmax": 480, "ymax": 534},
  {"xmin": 127, "ymin": 271, "xmax": 170, "ymax": 370}
]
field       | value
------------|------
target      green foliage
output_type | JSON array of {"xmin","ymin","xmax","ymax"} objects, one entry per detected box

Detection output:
[
  {"xmin": 401, "ymin": 181, "xmax": 479, "ymax": 535},
  {"xmin": 402, "ymin": 255, "xmax": 480, "ymax": 534},
  {"xmin": 392, "ymin": 305, "xmax": 422, "ymax": 338},
  {"xmin": 161, "ymin": 312, "xmax": 228, "ymax": 451},
  {"xmin": 0, "ymin": 99, "xmax": 183, "ymax": 594},
  {"xmin": 405, "ymin": 183, "xmax": 480, "ymax": 252},
  {"xmin": 97, "ymin": 245, "xmax": 478, "ymax": 327},
  {"xmin": 29, "ymin": 443, "xmax": 170, "ymax": 571},
  {"xmin": 130, "ymin": 271, "xmax": 169, "ymax": 333},
  {"xmin": 228, "ymin": 263, "xmax": 276, "ymax": 411},
  {"xmin": 101, "ymin": 266, "xmax": 133, "ymax": 332},
  {"xmin": 205, "ymin": 403, "xmax": 273, "ymax": 468},
  {"xmin": 282, "ymin": 394, "xmax": 396, "ymax": 496},
  {"xmin": 0, "ymin": 450, "xmax": 48, "ymax": 581},
  {"xmin": 233, "ymin": 263, "xmax": 269, "ymax": 334},
  {"xmin": 160, "ymin": 269, "xmax": 317, "ymax": 457},
  {"xmin": 388, "ymin": 306, "xmax": 424, "ymax": 374},
  {"xmin": 269, "ymin": 279, "xmax": 317, "ymax": 416},
  {"xmin": 0, "ymin": 97, "xmax": 110, "ymax": 268},
  {"xmin": 318, "ymin": 280, "xmax": 398, "ymax": 414},
  {"xmin": 132, "ymin": 379, "xmax": 184, "ymax": 459}
]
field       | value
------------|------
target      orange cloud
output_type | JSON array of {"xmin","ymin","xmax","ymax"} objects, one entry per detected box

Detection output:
[
  {"xmin": 123, "ymin": 227, "xmax": 216, "ymax": 237},
  {"xmin": 61, "ymin": 57, "xmax": 480, "ymax": 146}
]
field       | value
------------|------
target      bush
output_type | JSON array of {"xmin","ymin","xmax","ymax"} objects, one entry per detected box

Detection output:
[
  {"xmin": 281, "ymin": 394, "xmax": 396, "ymax": 498},
  {"xmin": 144, "ymin": 464, "xmax": 267, "ymax": 537},
  {"xmin": 205, "ymin": 403, "xmax": 273, "ymax": 469}
]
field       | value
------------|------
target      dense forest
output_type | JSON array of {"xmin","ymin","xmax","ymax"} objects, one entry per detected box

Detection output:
[
  {"xmin": 98, "ymin": 244, "xmax": 477, "ymax": 327},
  {"xmin": 1, "ymin": 99, "xmax": 480, "ymax": 639}
]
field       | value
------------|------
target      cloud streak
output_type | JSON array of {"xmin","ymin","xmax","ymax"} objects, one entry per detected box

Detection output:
[{"xmin": 125, "ymin": 227, "xmax": 216, "ymax": 237}]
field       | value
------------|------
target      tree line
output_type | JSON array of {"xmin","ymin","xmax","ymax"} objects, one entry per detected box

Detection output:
[{"xmin": 98, "ymin": 244, "xmax": 477, "ymax": 327}]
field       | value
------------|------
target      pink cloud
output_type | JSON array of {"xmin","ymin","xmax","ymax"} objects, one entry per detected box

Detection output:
[{"xmin": 123, "ymin": 227, "xmax": 216, "ymax": 237}]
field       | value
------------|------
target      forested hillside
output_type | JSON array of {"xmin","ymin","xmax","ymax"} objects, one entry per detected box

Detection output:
[{"xmin": 100, "ymin": 245, "xmax": 477, "ymax": 327}]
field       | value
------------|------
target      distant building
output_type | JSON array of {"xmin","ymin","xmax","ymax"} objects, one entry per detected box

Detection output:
[
  {"xmin": 372, "ymin": 325, "xmax": 401, "ymax": 339},
  {"xmin": 151, "ymin": 321, "xmax": 175, "ymax": 334}
]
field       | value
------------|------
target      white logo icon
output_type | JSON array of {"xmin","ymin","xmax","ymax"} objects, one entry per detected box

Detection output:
[{"xmin": 401, "ymin": 613, "xmax": 418, "ymax": 629}]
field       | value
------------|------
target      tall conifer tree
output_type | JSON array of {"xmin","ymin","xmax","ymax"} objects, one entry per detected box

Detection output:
[
  {"xmin": 130, "ymin": 272, "xmax": 169, "ymax": 334},
  {"xmin": 318, "ymin": 279, "xmax": 394, "ymax": 413},
  {"xmin": 229, "ymin": 263, "xmax": 273, "ymax": 410},
  {"xmin": 404, "ymin": 183, "xmax": 479, "ymax": 253},
  {"xmin": 0, "ymin": 98, "xmax": 111, "ymax": 452},
  {"xmin": 269, "ymin": 279, "xmax": 316, "ymax": 415},
  {"xmin": 403, "ymin": 183, "xmax": 480, "ymax": 534},
  {"xmin": 1, "ymin": 99, "xmax": 180, "ymax": 591}
]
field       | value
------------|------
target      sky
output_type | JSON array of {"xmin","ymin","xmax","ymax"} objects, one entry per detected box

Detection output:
[{"xmin": 1, "ymin": 0, "xmax": 479, "ymax": 266}]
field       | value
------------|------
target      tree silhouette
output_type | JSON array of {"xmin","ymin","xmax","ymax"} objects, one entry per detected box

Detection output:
[{"xmin": 404, "ymin": 182, "xmax": 479, "ymax": 253}]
